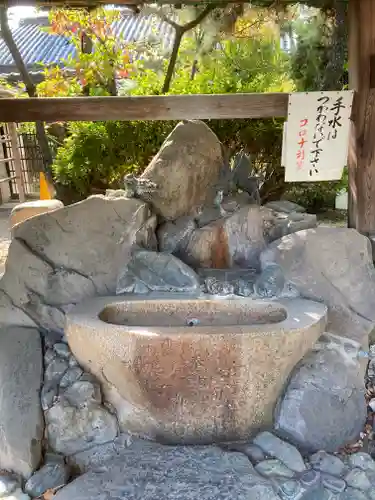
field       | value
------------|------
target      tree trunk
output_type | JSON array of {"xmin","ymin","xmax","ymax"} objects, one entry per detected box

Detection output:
[
  {"xmin": 81, "ymin": 30, "xmax": 93, "ymax": 96},
  {"xmin": 0, "ymin": 6, "xmax": 54, "ymax": 182},
  {"xmin": 160, "ymin": 4, "xmax": 216, "ymax": 93},
  {"xmin": 348, "ymin": 0, "xmax": 375, "ymax": 234},
  {"xmin": 162, "ymin": 29, "xmax": 183, "ymax": 93}
]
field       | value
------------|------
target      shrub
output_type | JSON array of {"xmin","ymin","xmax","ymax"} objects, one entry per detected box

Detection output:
[
  {"xmin": 53, "ymin": 120, "xmax": 176, "ymax": 199},
  {"xmin": 284, "ymin": 168, "xmax": 348, "ymax": 213}
]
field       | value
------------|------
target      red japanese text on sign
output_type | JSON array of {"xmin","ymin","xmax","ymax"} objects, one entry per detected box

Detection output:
[{"xmin": 296, "ymin": 118, "xmax": 308, "ymax": 169}]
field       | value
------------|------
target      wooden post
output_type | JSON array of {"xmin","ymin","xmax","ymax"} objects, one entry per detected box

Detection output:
[
  {"xmin": 348, "ymin": 0, "xmax": 375, "ymax": 234},
  {"xmin": 8, "ymin": 123, "xmax": 25, "ymax": 203}
]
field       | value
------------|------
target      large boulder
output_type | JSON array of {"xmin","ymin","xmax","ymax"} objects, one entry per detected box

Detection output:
[
  {"xmin": 116, "ymin": 250, "xmax": 200, "ymax": 295},
  {"xmin": 45, "ymin": 399, "xmax": 119, "ymax": 456},
  {"xmin": 265, "ymin": 200, "xmax": 306, "ymax": 214},
  {"xmin": 274, "ymin": 333, "xmax": 367, "ymax": 453},
  {"xmin": 0, "ymin": 326, "xmax": 43, "ymax": 478},
  {"xmin": 0, "ymin": 290, "xmax": 37, "ymax": 328},
  {"xmin": 140, "ymin": 120, "xmax": 224, "ymax": 220},
  {"xmin": 261, "ymin": 227, "xmax": 375, "ymax": 345},
  {"xmin": 1, "ymin": 196, "xmax": 155, "ymax": 334},
  {"xmin": 181, "ymin": 206, "xmax": 267, "ymax": 270},
  {"xmin": 54, "ymin": 440, "xmax": 280, "ymax": 500},
  {"xmin": 166, "ymin": 205, "xmax": 316, "ymax": 271}
]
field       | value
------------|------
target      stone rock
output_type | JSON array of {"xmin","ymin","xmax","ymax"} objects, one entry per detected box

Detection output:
[
  {"xmin": 300, "ymin": 486, "xmax": 331, "ymax": 500},
  {"xmin": 59, "ymin": 367, "xmax": 83, "ymax": 389},
  {"xmin": 321, "ymin": 473, "xmax": 346, "ymax": 493},
  {"xmin": 340, "ymin": 488, "xmax": 368, "ymax": 500},
  {"xmin": 0, "ymin": 475, "xmax": 20, "ymax": 497},
  {"xmin": 195, "ymin": 207, "xmax": 225, "ymax": 228},
  {"xmin": 105, "ymin": 188, "xmax": 127, "ymax": 199},
  {"xmin": 265, "ymin": 201, "xmax": 306, "ymax": 213},
  {"xmin": 178, "ymin": 205, "xmax": 316, "ymax": 271},
  {"xmin": 309, "ymin": 450, "xmax": 346, "ymax": 477},
  {"xmin": 263, "ymin": 210, "xmax": 317, "ymax": 244},
  {"xmin": 53, "ymin": 343, "xmax": 71, "ymax": 360},
  {"xmin": 41, "ymin": 385, "xmax": 57, "ymax": 411},
  {"xmin": 347, "ymin": 452, "xmax": 375, "ymax": 472},
  {"xmin": 234, "ymin": 444, "xmax": 266, "ymax": 465},
  {"xmin": 219, "ymin": 442, "xmax": 267, "ymax": 464},
  {"xmin": 344, "ymin": 468, "xmax": 372, "ymax": 491},
  {"xmin": 275, "ymin": 333, "xmax": 367, "ymax": 453},
  {"xmin": 116, "ymin": 250, "xmax": 200, "ymax": 295},
  {"xmin": 44, "ymin": 331, "xmax": 63, "ymax": 348},
  {"xmin": 2, "ymin": 196, "xmax": 156, "ymax": 333},
  {"xmin": 0, "ymin": 326, "xmax": 43, "ymax": 479},
  {"xmin": 255, "ymin": 459, "xmax": 295, "ymax": 478},
  {"xmin": 44, "ymin": 358, "xmax": 69, "ymax": 391},
  {"xmin": 55, "ymin": 441, "xmax": 280, "ymax": 500},
  {"xmin": 67, "ymin": 433, "xmax": 134, "ymax": 473},
  {"xmin": 202, "ymin": 276, "xmax": 234, "ymax": 295},
  {"xmin": 368, "ymin": 358, "xmax": 375, "ymax": 382},
  {"xmin": 12, "ymin": 195, "xmax": 155, "ymax": 298},
  {"xmin": 44, "ymin": 348, "xmax": 56, "ymax": 365},
  {"xmin": 280, "ymin": 281, "xmax": 300, "ymax": 299},
  {"xmin": 3, "ymin": 488, "xmax": 31, "ymax": 500},
  {"xmin": 270, "ymin": 477, "xmax": 304, "ymax": 499},
  {"xmin": 0, "ymin": 240, "xmax": 65, "ymax": 334},
  {"xmin": 254, "ymin": 263, "xmax": 285, "ymax": 298},
  {"xmin": 24, "ymin": 460, "xmax": 69, "ymax": 498},
  {"xmin": 63, "ymin": 380, "xmax": 101, "ymax": 408},
  {"xmin": 261, "ymin": 227, "xmax": 375, "ymax": 344},
  {"xmin": 45, "ymin": 399, "xmax": 118, "ymax": 456},
  {"xmin": 0, "ymin": 291, "xmax": 37, "ymax": 329},
  {"xmin": 182, "ymin": 205, "xmax": 267, "ymax": 270},
  {"xmin": 140, "ymin": 120, "xmax": 224, "ymax": 220},
  {"xmin": 68, "ymin": 355, "xmax": 79, "ymax": 367},
  {"xmin": 10, "ymin": 199, "xmax": 64, "ymax": 229},
  {"xmin": 299, "ymin": 469, "xmax": 321, "ymax": 488},
  {"xmin": 198, "ymin": 268, "xmax": 257, "ymax": 297},
  {"xmin": 253, "ymin": 431, "xmax": 306, "ymax": 473},
  {"xmin": 157, "ymin": 216, "xmax": 196, "ymax": 254}
]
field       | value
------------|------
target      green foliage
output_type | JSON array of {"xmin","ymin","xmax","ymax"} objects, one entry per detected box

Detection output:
[
  {"xmin": 284, "ymin": 168, "xmax": 348, "ymax": 212},
  {"xmin": 52, "ymin": 7, "xmax": 348, "ymax": 211},
  {"xmin": 289, "ymin": 11, "xmax": 332, "ymax": 91},
  {"xmin": 53, "ymin": 120, "xmax": 176, "ymax": 197},
  {"xmin": 37, "ymin": 8, "xmax": 134, "ymax": 97},
  {"xmin": 53, "ymin": 29, "xmax": 292, "ymax": 201}
]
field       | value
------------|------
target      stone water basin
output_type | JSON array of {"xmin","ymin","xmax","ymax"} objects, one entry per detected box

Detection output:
[{"xmin": 65, "ymin": 295, "xmax": 327, "ymax": 444}]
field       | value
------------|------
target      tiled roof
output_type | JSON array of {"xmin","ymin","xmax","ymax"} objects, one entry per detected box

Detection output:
[{"xmin": 0, "ymin": 12, "xmax": 175, "ymax": 70}]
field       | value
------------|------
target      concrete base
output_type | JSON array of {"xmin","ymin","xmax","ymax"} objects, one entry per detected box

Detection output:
[
  {"xmin": 65, "ymin": 295, "xmax": 327, "ymax": 444},
  {"xmin": 10, "ymin": 200, "xmax": 64, "ymax": 230}
]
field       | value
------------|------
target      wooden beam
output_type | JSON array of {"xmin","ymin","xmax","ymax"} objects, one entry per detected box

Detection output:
[
  {"xmin": 3, "ymin": 0, "xmax": 245, "ymax": 5},
  {"xmin": 348, "ymin": 0, "xmax": 375, "ymax": 234},
  {"xmin": 0, "ymin": 93, "xmax": 288, "ymax": 123}
]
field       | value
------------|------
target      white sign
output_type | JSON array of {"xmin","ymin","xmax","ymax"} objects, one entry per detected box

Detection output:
[{"xmin": 283, "ymin": 91, "xmax": 354, "ymax": 182}]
